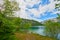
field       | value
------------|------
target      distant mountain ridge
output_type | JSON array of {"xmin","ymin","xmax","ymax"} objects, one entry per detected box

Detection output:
[{"xmin": 21, "ymin": 18, "xmax": 43, "ymax": 26}]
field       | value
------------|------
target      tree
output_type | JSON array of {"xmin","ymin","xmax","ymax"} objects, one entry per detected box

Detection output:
[
  {"xmin": 57, "ymin": 13, "xmax": 60, "ymax": 22},
  {"xmin": 44, "ymin": 20, "xmax": 60, "ymax": 40},
  {"xmin": 0, "ymin": 0, "xmax": 20, "ymax": 40}
]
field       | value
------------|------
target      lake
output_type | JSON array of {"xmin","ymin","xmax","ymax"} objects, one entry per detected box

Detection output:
[
  {"xmin": 29, "ymin": 26, "xmax": 45, "ymax": 36},
  {"xmin": 20, "ymin": 26, "xmax": 45, "ymax": 36}
]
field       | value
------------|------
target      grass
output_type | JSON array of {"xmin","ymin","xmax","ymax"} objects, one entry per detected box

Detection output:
[{"xmin": 15, "ymin": 32, "xmax": 56, "ymax": 40}]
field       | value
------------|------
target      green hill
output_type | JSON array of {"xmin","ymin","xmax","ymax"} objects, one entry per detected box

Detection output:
[{"xmin": 20, "ymin": 18, "xmax": 43, "ymax": 26}]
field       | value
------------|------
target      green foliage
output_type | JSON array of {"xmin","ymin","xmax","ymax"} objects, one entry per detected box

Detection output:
[
  {"xmin": 0, "ymin": 0, "xmax": 20, "ymax": 40},
  {"xmin": 44, "ymin": 20, "xmax": 60, "ymax": 40},
  {"xmin": 0, "ymin": 14, "xmax": 17, "ymax": 40},
  {"xmin": 55, "ymin": 3, "xmax": 60, "ymax": 11},
  {"xmin": 1, "ymin": 0, "xmax": 19, "ymax": 17},
  {"xmin": 11, "ymin": 17, "xmax": 22, "ymax": 26},
  {"xmin": 57, "ymin": 13, "xmax": 60, "ymax": 21}
]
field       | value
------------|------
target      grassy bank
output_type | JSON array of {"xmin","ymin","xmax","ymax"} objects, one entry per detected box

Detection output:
[{"xmin": 15, "ymin": 32, "xmax": 56, "ymax": 40}]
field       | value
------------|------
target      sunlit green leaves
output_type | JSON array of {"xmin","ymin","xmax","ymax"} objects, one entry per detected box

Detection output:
[
  {"xmin": 44, "ymin": 20, "xmax": 60, "ymax": 39},
  {"xmin": 0, "ymin": 0, "xmax": 19, "ymax": 40}
]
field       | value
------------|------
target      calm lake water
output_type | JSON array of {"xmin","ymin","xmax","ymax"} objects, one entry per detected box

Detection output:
[
  {"xmin": 20, "ymin": 26, "xmax": 45, "ymax": 35},
  {"xmin": 29, "ymin": 26, "xmax": 45, "ymax": 36}
]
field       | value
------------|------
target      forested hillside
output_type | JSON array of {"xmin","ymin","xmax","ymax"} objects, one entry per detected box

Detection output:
[{"xmin": 20, "ymin": 18, "xmax": 43, "ymax": 26}]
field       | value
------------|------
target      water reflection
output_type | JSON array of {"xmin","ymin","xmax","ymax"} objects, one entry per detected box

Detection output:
[
  {"xmin": 29, "ymin": 26, "xmax": 45, "ymax": 36},
  {"xmin": 20, "ymin": 26, "xmax": 45, "ymax": 36}
]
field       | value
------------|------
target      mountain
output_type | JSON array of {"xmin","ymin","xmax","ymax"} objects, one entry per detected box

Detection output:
[{"xmin": 21, "ymin": 18, "xmax": 43, "ymax": 26}]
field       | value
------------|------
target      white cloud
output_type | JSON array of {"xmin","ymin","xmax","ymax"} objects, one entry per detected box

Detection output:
[
  {"xmin": 16, "ymin": 0, "xmax": 41, "ymax": 18},
  {"xmin": 16, "ymin": 0, "xmax": 57, "ymax": 22},
  {"xmin": 24, "ymin": 0, "xmax": 40, "ymax": 7},
  {"xmin": 0, "ymin": 0, "xmax": 4, "ymax": 5},
  {"xmin": 28, "ymin": 1, "xmax": 55, "ymax": 17},
  {"xmin": 28, "ymin": 9, "xmax": 40, "ymax": 17},
  {"xmin": 49, "ymin": 0, "xmax": 54, "ymax": 3}
]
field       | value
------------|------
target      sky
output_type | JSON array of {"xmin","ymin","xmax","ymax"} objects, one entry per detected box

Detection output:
[
  {"xmin": 13, "ymin": 0, "xmax": 60, "ymax": 22},
  {"xmin": 0, "ymin": 0, "xmax": 60, "ymax": 22}
]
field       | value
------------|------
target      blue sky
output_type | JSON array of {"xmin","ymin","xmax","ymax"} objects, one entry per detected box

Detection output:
[{"xmin": 16, "ymin": 0, "xmax": 59, "ymax": 22}]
